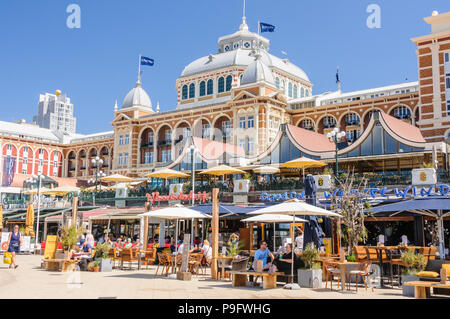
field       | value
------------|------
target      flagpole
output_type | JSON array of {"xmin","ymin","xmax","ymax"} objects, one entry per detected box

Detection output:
[{"xmin": 138, "ymin": 54, "xmax": 142, "ymax": 82}]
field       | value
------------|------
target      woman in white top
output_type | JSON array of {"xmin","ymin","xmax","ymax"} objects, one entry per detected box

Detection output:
[
  {"xmin": 295, "ymin": 228, "xmax": 304, "ymax": 253},
  {"xmin": 201, "ymin": 240, "xmax": 212, "ymax": 263}
]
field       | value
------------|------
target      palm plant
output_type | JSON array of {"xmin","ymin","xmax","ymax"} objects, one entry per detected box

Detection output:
[{"xmin": 59, "ymin": 225, "xmax": 86, "ymax": 251}]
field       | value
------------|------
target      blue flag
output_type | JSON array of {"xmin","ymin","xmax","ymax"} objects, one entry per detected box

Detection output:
[
  {"xmin": 2, "ymin": 156, "xmax": 16, "ymax": 187},
  {"xmin": 260, "ymin": 22, "xmax": 275, "ymax": 33},
  {"xmin": 141, "ymin": 56, "xmax": 154, "ymax": 66}
]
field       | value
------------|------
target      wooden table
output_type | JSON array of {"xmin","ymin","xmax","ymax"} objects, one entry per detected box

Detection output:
[
  {"xmin": 403, "ymin": 281, "xmax": 450, "ymax": 299},
  {"xmin": 228, "ymin": 271, "xmax": 284, "ymax": 289},
  {"xmin": 216, "ymin": 256, "xmax": 234, "ymax": 281},
  {"xmin": 327, "ymin": 260, "xmax": 363, "ymax": 291}
]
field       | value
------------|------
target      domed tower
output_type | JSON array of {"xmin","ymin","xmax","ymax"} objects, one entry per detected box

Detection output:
[{"xmin": 120, "ymin": 74, "xmax": 154, "ymax": 117}]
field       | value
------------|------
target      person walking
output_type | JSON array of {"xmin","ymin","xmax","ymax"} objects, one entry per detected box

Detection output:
[{"xmin": 7, "ymin": 225, "xmax": 23, "ymax": 269}]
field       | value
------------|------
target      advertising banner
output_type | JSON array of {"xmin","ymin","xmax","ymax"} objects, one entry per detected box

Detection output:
[{"xmin": 1, "ymin": 232, "xmax": 10, "ymax": 252}]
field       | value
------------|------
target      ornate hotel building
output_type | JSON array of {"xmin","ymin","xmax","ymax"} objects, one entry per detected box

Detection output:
[{"xmin": 1, "ymin": 11, "xmax": 450, "ymax": 186}]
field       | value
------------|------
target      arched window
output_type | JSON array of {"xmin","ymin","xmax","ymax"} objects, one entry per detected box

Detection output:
[
  {"xmin": 301, "ymin": 87, "xmax": 305, "ymax": 98},
  {"xmin": 207, "ymin": 79, "xmax": 213, "ymax": 95},
  {"xmin": 275, "ymin": 77, "xmax": 280, "ymax": 89},
  {"xmin": 300, "ymin": 119, "xmax": 314, "ymax": 131},
  {"xmin": 323, "ymin": 116, "xmax": 336, "ymax": 128},
  {"xmin": 288, "ymin": 82, "xmax": 293, "ymax": 98},
  {"xmin": 199, "ymin": 81, "xmax": 206, "ymax": 97},
  {"xmin": 305, "ymin": 89, "xmax": 309, "ymax": 97},
  {"xmin": 393, "ymin": 106, "xmax": 411, "ymax": 120},
  {"xmin": 218, "ymin": 77, "xmax": 225, "ymax": 93},
  {"xmin": 182, "ymin": 85, "xmax": 188, "ymax": 100},
  {"xmin": 189, "ymin": 83, "xmax": 195, "ymax": 99},
  {"xmin": 226, "ymin": 75, "xmax": 232, "ymax": 91},
  {"xmin": 293, "ymin": 85, "xmax": 298, "ymax": 98},
  {"xmin": 346, "ymin": 113, "xmax": 360, "ymax": 126}
]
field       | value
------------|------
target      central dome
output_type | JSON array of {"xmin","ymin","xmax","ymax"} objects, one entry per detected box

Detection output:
[
  {"xmin": 241, "ymin": 54, "xmax": 275, "ymax": 86},
  {"xmin": 122, "ymin": 81, "xmax": 152, "ymax": 110}
]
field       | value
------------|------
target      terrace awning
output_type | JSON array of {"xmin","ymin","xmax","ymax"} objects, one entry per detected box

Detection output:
[{"xmin": 371, "ymin": 196, "xmax": 450, "ymax": 260}]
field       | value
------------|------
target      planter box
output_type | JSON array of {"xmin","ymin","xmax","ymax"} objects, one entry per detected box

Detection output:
[
  {"xmin": 298, "ymin": 269, "xmax": 322, "ymax": 288},
  {"xmin": 402, "ymin": 274, "xmax": 418, "ymax": 297},
  {"xmin": 95, "ymin": 258, "xmax": 113, "ymax": 272}
]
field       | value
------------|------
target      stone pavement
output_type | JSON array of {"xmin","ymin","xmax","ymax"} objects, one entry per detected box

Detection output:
[{"xmin": 0, "ymin": 254, "xmax": 407, "ymax": 299}]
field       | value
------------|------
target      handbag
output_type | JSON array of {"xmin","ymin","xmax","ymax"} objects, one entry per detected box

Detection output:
[{"xmin": 3, "ymin": 252, "xmax": 12, "ymax": 264}]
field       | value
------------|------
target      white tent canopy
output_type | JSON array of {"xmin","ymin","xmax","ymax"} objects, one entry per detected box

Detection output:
[{"xmin": 242, "ymin": 214, "xmax": 307, "ymax": 223}]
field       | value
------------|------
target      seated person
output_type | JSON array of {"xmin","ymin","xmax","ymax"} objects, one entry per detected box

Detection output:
[
  {"xmin": 272, "ymin": 243, "xmax": 303, "ymax": 275},
  {"xmin": 252, "ymin": 241, "xmax": 275, "ymax": 285},
  {"xmin": 114, "ymin": 238, "xmax": 122, "ymax": 249},
  {"xmin": 132, "ymin": 239, "xmax": 142, "ymax": 250},
  {"xmin": 69, "ymin": 245, "xmax": 82, "ymax": 260},
  {"xmin": 202, "ymin": 240, "xmax": 212, "ymax": 263},
  {"xmin": 78, "ymin": 239, "xmax": 93, "ymax": 271},
  {"xmin": 123, "ymin": 238, "xmax": 133, "ymax": 249},
  {"xmin": 190, "ymin": 244, "xmax": 202, "ymax": 254},
  {"xmin": 169, "ymin": 240, "xmax": 177, "ymax": 253}
]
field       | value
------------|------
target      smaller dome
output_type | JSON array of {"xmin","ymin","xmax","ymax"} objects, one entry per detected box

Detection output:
[
  {"xmin": 122, "ymin": 81, "xmax": 152, "ymax": 110},
  {"xmin": 240, "ymin": 54, "xmax": 275, "ymax": 86}
]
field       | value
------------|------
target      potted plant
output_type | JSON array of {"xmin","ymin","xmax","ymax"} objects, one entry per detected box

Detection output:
[
  {"xmin": 401, "ymin": 249, "xmax": 427, "ymax": 297},
  {"xmin": 89, "ymin": 260, "xmax": 100, "ymax": 272},
  {"xmin": 59, "ymin": 225, "xmax": 85, "ymax": 259},
  {"xmin": 298, "ymin": 243, "xmax": 322, "ymax": 288},
  {"xmin": 94, "ymin": 242, "xmax": 113, "ymax": 272}
]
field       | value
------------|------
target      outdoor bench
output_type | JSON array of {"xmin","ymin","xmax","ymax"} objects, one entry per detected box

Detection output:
[{"xmin": 228, "ymin": 271, "xmax": 284, "ymax": 289}]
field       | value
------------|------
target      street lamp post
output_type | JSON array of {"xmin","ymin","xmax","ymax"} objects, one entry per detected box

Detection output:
[
  {"xmin": 327, "ymin": 127, "xmax": 346, "ymax": 179},
  {"xmin": 88, "ymin": 156, "xmax": 105, "ymax": 206},
  {"xmin": 26, "ymin": 174, "xmax": 44, "ymax": 251},
  {"xmin": 189, "ymin": 145, "xmax": 197, "ymax": 207}
]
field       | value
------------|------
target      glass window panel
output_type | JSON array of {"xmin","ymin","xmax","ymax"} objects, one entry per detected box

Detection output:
[{"xmin": 384, "ymin": 131, "xmax": 397, "ymax": 154}]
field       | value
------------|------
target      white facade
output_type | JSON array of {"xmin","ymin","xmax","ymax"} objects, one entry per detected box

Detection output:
[{"xmin": 33, "ymin": 92, "xmax": 77, "ymax": 134}]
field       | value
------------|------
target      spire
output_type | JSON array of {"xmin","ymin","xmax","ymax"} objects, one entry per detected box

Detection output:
[
  {"xmin": 239, "ymin": 0, "xmax": 248, "ymax": 31},
  {"xmin": 156, "ymin": 102, "xmax": 160, "ymax": 113},
  {"xmin": 114, "ymin": 100, "xmax": 118, "ymax": 112}
]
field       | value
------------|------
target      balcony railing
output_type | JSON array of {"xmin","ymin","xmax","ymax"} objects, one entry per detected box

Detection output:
[
  {"xmin": 158, "ymin": 140, "xmax": 172, "ymax": 147},
  {"xmin": 141, "ymin": 142, "xmax": 154, "ymax": 149}
]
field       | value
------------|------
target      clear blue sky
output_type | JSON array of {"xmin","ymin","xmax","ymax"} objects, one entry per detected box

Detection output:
[{"xmin": 0, "ymin": 0, "xmax": 449, "ymax": 134}]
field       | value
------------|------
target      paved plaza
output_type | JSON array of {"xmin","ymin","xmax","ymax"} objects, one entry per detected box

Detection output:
[{"xmin": 0, "ymin": 255, "xmax": 408, "ymax": 299}]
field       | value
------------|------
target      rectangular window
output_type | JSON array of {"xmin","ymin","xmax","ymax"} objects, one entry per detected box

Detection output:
[
  {"xmin": 447, "ymin": 100, "xmax": 450, "ymax": 117},
  {"xmin": 124, "ymin": 134, "xmax": 130, "ymax": 145},
  {"xmin": 202, "ymin": 124, "xmax": 210, "ymax": 138},
  {"xmin": 124, "ymin": 153, "xmax": 128, "ymax": 164},
  {"xmin": 239, "ymin": 139, "xmax": 245, "ymax": 150},
  {"xmin": 239, "ymin": 117, "xmax": 246, "ymax": 129},
  {"xmin": 446, "ymin": 76, "xmax": 450, "ymax": 90},
  {"xmin": 23, "ymin": 158, "xmax": 28, "ymax": 166},
  {"xmin": 22, "ymin": 167, "xmax": 28, "ymax": 175},
  {"xmin": 144, "ymin": 152, "xmax": 154, "ymax": 164},
  {"xmin": 222, "ymin": 121, "xmax": 231, "ymax": 138},
  {"xmin": 248, "ymin": 138, "xmax": 255, "ymax": 153},
  {"xmin": 119, "ymin": 135, "xmax": 123, "ymax": 145},
  {"xmin": 183, "ymin": 127, "xmax": 191, "ymax": 138},
  {"xmin": 247, "ymin": 116, "xmax": 254, "ymax": 128},
  {"xmin": 165, "ymin": 130, "xmax": 171, "ymax": 143},
  {"xmin": 161, "ymin": 150, "xmax": 171, "ymax": 162},
  {"xmin": 445, "ymin": 52, "xmax": 449, "ymax": 63},
  {"xmin": 148, "ymin": 132, "xmax": 154, "ymax": 145},
  {"xmin": 118, "ymin": 153, "xmax": 123, "ymax": 165}
]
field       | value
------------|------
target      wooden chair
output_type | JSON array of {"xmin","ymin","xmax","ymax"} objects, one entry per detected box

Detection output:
[
  {"xmin": 188, "ymin": 254, "xmax": 204, "ymax": 275},
  {"xmin": 324, "ymin": 261, "xmax": 343, "ymax": 291},
  {"xmin": 218, "ymin": 258, "xmax": 233, "ymax": 280},
  {"xmin": 112, "ymin": 248, "xmax": 122, "ymax": 269},
  {"xmin": 143, "ymin": 249, "xmax": 157, "ymax": 269},
  {"xmin": 353, "ymin": 246, "xmax": 367, "ymax": 262},
  {"xmin": 155, "ymin": 252, "xmax": 169, "ymax": 275},
  {"xmin": 428, "ymin": 246, "xmax": 437, "ymax": 261},
  {"xmin": 121, "ymin": 248, "xmax": 139, "ymax": 270},
  {"xmin": 347, "ymin": 261, "xmax": 373, "ymax": 292}
]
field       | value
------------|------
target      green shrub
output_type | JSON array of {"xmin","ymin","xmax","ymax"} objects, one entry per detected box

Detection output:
[
  {"xmin": 301, "ymin": 243, "xmax": 320, "ymax": 269},
  {"xmin": 400, "ymin": 249, "xmax": 427, "ymax": 275},
  {"xmin": 94, "ymin": 242, "xmax": 112, "ymax": 259}
]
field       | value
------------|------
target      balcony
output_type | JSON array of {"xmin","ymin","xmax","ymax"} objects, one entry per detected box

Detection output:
[
  {"xmin": 158, "ymin": 140, "xmax": 172, "ymax": 147},
  {"xmin": 69, "ymin": 167, "xmax": 75, "ymax": 171},
  {"xmin": 346, "ymin": 121, "xmax": 360, "ymax": 126},
  {"xmin": 68, "ymin": 155, "xmax": 76, "ymax": 160},
  {"xmin": 141, "ymin": 142, "xmax": 154, "ymax": 149}
]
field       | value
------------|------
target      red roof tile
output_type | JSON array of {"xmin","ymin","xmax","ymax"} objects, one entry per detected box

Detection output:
[
  {"xmin": 380, "ymin": 112, "xmax": 426, "ymax": 144},
  {"xmin": 287, "ymin": 125, "xmax": 335, "ymax": 153},
  {"xmin": 10, "ymin": 174, "xmax": 79, "ymax": 188},
  {"xmin": 193, "ymin": 137, "xmax": 245, "ymax": 160}
]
